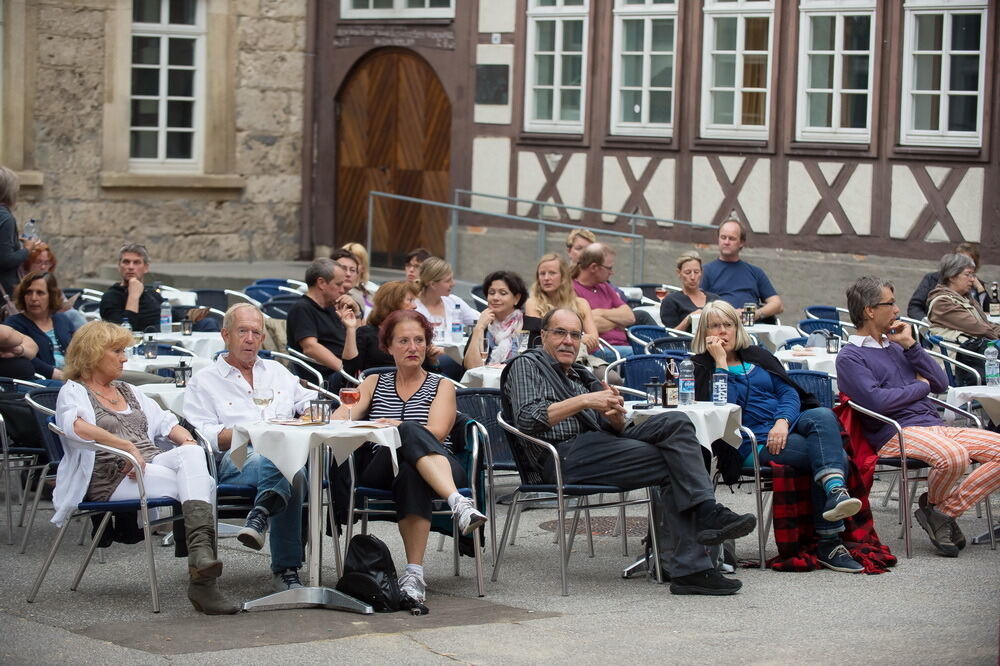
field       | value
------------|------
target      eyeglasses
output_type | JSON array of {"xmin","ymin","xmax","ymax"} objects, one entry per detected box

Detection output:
[
  {"xmin": 599, "ymin": 265, "xmax": 615, "ymax": 273},
  {"xmin": 544, "ymin": 328, "xmax": 583, "ymax": 341},
  {"xmin": 959, "ymin": 271, "xmax": 976, "ymax": 278},
  {"xmin": 871, "ymin": 301, "xmax": 897, "ymax": 308}
]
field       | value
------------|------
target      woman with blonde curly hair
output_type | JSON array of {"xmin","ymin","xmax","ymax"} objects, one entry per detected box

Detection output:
[
  {"xmin": 524, "ymin": 253, "xmax": 599, "ymax": 353},
  {"xmin": 54, "ymin": 321, "xmax": 236, "ymax": 614}
]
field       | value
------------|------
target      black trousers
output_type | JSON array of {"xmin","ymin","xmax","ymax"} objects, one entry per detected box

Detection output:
[
  {"xmin": 556, "ymin": 412, "xmax": 716, "ymax": 577},
  {"xmin": 358, "ymin": 421, "xmax": 467, "ymax": 521}
]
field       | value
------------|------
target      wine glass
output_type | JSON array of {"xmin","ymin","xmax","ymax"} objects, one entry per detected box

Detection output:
[
  {"xmin": 479, "ymin": 336, "xmax": 490, "ymax": 364},
  {"xmin": 516, "ymin": 329, "xmax": 530, "ymax": 354},
  {"xmin": 339, "ymin": 387, "xmax": 361, "ymax": 424},
  {"xmin": 655, "ymin": 285, "xmax": 667, "ymax": 300},
  {"xmin": 252, "ymin": 388, "xmax": 273, "ymax": 422}
]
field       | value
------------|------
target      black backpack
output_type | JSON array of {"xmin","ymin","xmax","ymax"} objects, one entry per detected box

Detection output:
[{"xmin": 335, "ymin": 534, "xmax": 402, "ymax": 612}]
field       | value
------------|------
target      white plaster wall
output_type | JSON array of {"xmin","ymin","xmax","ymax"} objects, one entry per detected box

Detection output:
[
  {"xmin": 950, "ymin": 167, "xmax": 984, "ymax": 243},
  {"xmin": 786, "ymin": 161, "xmax": 821, "ymax": 235},
  {"xmin": 741, "ymin": 159, "xmax": 770, "ymax": 233},
  {"xmin": 516, "ymin": 152, "xmax": 543, "ymax": 216},
  {"xmin": 554, "ymin": 153, "xmax": 586, "ymax": 220},
  {"xmin": 474, "ymin": 44, "xmax": 513, "ymax": 125},
  {"xmin": 890, "ymin": 165, "xmax": 925, "ymax": 239},
  {"xmin": 478, "ymin": 0, "xmax": 516, "ymax": 33},
  {"xmin": 691, "ymin": 156, "xmax": 724, "ymax": 226},
  {"xmin": 647, "ymin": 158, "xmax": 676, "ymax": 225},
  {"xmin": 516, "ymin": 152, "xmax": 586, "ymax": 219},
  {"xmin": 601, "ymin": 156, "xmax": 630, "ymax": 222},
  {"xmin": 471, "ymin": 137, "xmax": 511, "ymax": 214}
]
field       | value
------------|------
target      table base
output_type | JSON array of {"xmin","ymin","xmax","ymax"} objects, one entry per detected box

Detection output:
[
  {"xmin": 621, "ymin": 553, "xmax": 653, "ymax": 580},
  {"xmin": 971, "ymin": 522, "xmax": 1000, "ymax": 546},
  {"xmin": 241, "ymin": 586, "xmax": 373, "ymax": 614}
]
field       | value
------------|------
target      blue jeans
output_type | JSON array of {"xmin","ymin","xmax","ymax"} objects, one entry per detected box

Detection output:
[
  {"xmin": 757, "ymin": 408, "xmax": 849, "ymax": 536},
  {"xmin": 218, "ymin": 447, "xmax": 307, "ymax": 572}
]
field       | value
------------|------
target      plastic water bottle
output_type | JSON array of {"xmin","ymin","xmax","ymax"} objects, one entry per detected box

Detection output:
[
  {"xmin": 159, "ymin": 301, "xmax": 172, "ymax": 333},
  {"xmin": 985, "ymin": 342, "xmax": 1000, "ymax": 387},
  {"xmin": 712, "ymin": 369, "xmax": 728, "ymax": 406},
  {"xmin": 451, "ymin": 302, "xmax": 463, "ymax": 342},
  {"xmin": 122, "ymin": 321, "xmax": 134, "ymax": 355},
  {"xmin": 22, "ymin": 218, "xmax": 38, "ymax": 240},
  {"xmin": 678, "ymin": 358, "xmax": 695, "ymax": 405}
]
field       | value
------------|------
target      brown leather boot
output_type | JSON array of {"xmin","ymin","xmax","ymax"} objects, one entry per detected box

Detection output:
[
  {"xmin": 182, "ymin": 500, "xmax": 223, "ymax": 578},
  {"xmin": 188, "ymin": 569, "xmax": 239, "ymax": 615}
]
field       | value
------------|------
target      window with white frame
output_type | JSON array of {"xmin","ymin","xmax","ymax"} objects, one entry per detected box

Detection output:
[
  {"xmin": 610, "ymin": 0, "xmax": 677, "ymax": 137},
  {"xmin": 900, "ymin": 0, "xmax": 987, "ymax": 148},
  {"xmin": 700, "ymin": 0, "xmax": 774, "ymax": 140},
  {"xmin": 340, "ymin": 0, "xmax": 454, "ymax": 20},
  {"xmin": 524, "ymin": 0, "xmax": 589, "ymax": 134},
  {"xmin": 795, "ymin": 1, "xmax": 875, "ymax": 143},
  {"xmin": 129, "ymin": 0, "xmax": 205, "ymax": 170}
]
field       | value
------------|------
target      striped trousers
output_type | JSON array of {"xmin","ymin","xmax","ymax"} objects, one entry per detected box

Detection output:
[{"xmin": 881, "ymin": 426, "xmax": 1000, "ymax": 517}]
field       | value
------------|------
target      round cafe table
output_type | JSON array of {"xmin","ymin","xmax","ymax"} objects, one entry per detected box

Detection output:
[
  {"xmin": 627, "ymin": 401, "xmax": 742, "ymax": 452},
  {"xmin": 460, "ymin": 365, "xmax": 503, "ymax": 388},
  {"xmin": 145, "ymin": 331, "xmax": 225, "ymax": 359}
]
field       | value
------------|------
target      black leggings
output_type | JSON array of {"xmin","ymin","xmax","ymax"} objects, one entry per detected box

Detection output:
[{"xmin": 358, "ymin": 421, "xmax": 467, "ymax": 521}]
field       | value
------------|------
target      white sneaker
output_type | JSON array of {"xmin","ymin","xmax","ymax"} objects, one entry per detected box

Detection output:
[
  {"xmin": 398, "ymin": 571, "xmax": 426, "ymax": 603},
  {"xmin": 452, "ymin": 496, "xmax": 487, "ymax": 536}
]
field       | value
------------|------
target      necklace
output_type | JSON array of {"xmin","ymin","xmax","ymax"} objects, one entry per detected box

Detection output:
[{"xmin": 88, "ymin": 382, "xmax": 122, "ymax": 405}]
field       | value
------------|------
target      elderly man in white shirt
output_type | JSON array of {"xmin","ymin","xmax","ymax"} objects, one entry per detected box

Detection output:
[{"xmin": 185, "ymin": 303, "xmax": 316, "ymax": 593}]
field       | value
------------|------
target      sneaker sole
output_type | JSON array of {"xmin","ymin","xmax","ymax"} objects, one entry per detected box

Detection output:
[
  {"xmin": 696, "ymin": 514, "xmax": 757, "ymax": 546},
  {"xmin": 913, "ymin": 509, "xmax": 959, "ymax": 557},
  {"xmin": 817, "ymin": 559, "xmax": 865, "ymax": 574},
  {"xmin": 237, "ymin": 529, "xmax": 265, "ymax": 551},
  {"xmin": 822, "ymin": 497, "xmax": 862, "ymax": 522},
  {"xmin": 461, "ymin": 514, "xmax": 487, "ymax": 536},
  {"xmin": 669, "ymin": 579, "xmax": 742, "ymax": 596}
]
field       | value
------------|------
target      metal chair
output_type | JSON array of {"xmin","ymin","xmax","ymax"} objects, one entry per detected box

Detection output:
[
  {"xmin": 643, "ymin": 336, "xmax": 692, "ymax": 355},
  {"xmin": 494, "ymin": 413, "xmax": 662, "ymax": 595},
  {"xmin": 26, "ymin": 422, "xmax": 183, "ymax": 613},
  {"xmin": 797, "ymin": 318, "xmax": 847, "ymax": 339},
  {"xmin": 18, "ymin": 389, "xmax": 61, "ymax": 553},
  {"xmin": 605, "ymin": 353, "xmax": 689, "ymax": 393},
  {"xmin": 134, "ymin": 343, "xmax": 197, "ymax": 357},
  {"xmin": 844, "ymin": 397, "xmax": 995, "ymax": 557},
  {"xmin": 924, "ymin": 335, "xmax": 986, "ymax": 386},
  {"xmin": 626, "ymin": 325, "xmax": 667, "ymax": 355},
  {"xmin": 803, "ymin": 305, "xmax": 848, "ymax": 322},
  {"xmin": 469, "ymin": 285, "xmax": 488, "ymax": 312},
  {"xmin": 0, "ymin": 379, "xmax": 47, "ymax": 544},
  {"xmin": 712, "ymin": 426, "xmax": 771, "ymax": 569},
  {"xmin": 343, "ymin": 416, "xmax": 486, "ymax": 596},
  {"xmin": 778, "ymin": 336, "xmax": 810, "ymax": 351},
  {"xmin": 786, "ymin": 370, "xmax": 835, "ymax": 409}
]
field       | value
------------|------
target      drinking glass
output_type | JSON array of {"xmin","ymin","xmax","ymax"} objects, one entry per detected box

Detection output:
[
  {"xmin": 252, "ymin": 388, "xmax": 274, "ymax": 422},
  {"xmin": 516, "ymin": 329, "xmax": 530, "ymax": 354},
  {"xmin": 339, "ymin": 387, "xmax": 361, "ymax": 424},
  {"xmin": 654, "ymin": 286, "xmax": 667, "ymax": 300},
  {"xmin": 479, "ymin": 336, "xmax": 490, "ymax": 364}
]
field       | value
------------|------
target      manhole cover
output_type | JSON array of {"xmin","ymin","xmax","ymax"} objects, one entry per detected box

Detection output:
[{"xmin": 538, "ymin": 516, "xmax": 648, "ymax": 537}]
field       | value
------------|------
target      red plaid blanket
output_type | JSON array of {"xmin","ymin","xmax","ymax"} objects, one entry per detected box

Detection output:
[{"xmin": 761, "ymin": 398, "xmax": 896, "ymax": 574}]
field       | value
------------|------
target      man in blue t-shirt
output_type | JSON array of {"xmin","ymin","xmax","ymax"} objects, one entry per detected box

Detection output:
[{"xmin": 701, "ymin": 219, "xmax": 784, "ymax": 325}]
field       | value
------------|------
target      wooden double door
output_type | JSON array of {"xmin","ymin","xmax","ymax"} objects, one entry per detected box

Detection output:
[{"xmin": 335, "ymin": 49, "xmax": 451, "ymax": 265}]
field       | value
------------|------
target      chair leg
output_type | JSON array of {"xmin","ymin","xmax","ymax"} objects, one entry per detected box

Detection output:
[
  {"xmin": 491, "ymin": 492, "xmax": 520, "ymax": 583},
  {"xmin": 324, "ymin": 481, "xmax": 343, "ymax": 579},
  {"xmin": 645, "ymin": 489, "xmax": 663, "ymax": 584},
  {"xmin": 555, "ymin": 493, "xmax": 569, "ymax": 596},
  {"xmin": 881, "ymin": 473, "xmax": 897, "ymax": 508},
  {"xmin": 472, "ymin": 522, "xmax": 485, "ymax": 597},
  {"xmin": 584, "ymin": 505, "xmax": 595, "ymax": 558},
  {"xmin": 898, "ymin": 467, "xmax": 912, "ymax": 559},
  {"xmin": 508, "ymin": 501, "xmax": 523, "ymax": 546},
  {"xmin": 77, "ymin": 519, "xmax": 87, "ymax": 545},
  {"xmin": 71, "ymin": 512, "xmax": 111, "ymax": 592},
  {"xmin": 618, "ymin": 493, "xmax": 628, "ymax": 557},
  {"xmin": 984, "ymin": 492, "xmax": 996, "ymax": 550},
  {"xmin": 17, "ymin": 467, "xmax": 37, "ymax": 527},
  {"xmin": 27, "ymin": 514, "xmax": 76, "ymax": 603},
  {"xmin": 18, "ymin": 468, "xmax": 48, "ymax": 554},
  {"xmin": 3, "ymin": 453, "xmax": 13, "ymax": 545},
  {"xmin": 754, "ymin": 481, "xmax": 767, "ymax": 571},
  {"xmin": 436, "ymin": 532, "xmax": 447, "ymax": 552},
  {"xmin": 139, "ymin": 503, "xmax": 161, "ymax": 613},
  {"xmin": 451, "ymin": 514, "xmax": 460, "ymax": 577},
  {"xmin": 486, "ymin": 468, "xmax": 497, "ymax": 563},
  {"xmin": 566, "ymin": 503, "xmax": 582, "ymax": 564}
]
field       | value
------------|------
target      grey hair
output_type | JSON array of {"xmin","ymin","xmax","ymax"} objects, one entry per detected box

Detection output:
[
  {"xmin": 938, "ymin": 253, "xmax": 975, "ymax": 285},
  {"xmin": 118, "ymin": 242, "xmax": 150, "ymax": 264},
  {"xmin": 691, "ymin": 300, "xmax": 753, "ymax": 354},
  {"xmin": 845, "ymin": 276, "xmax": 895, "ymax": 328},
  {"xmin": 0, "ymin": 166, "xmax": 18, "ymax": 208},
  {"xmin": 222, "ymin": 302, "xmax": 264, "ymax": 331},
  {"xmin": 304, "ymin": 257, "xmax": 342, "ymax": 287},
  {"xmin": 540, "ymin": 307, "xmax": 585, "ymax": 331}
]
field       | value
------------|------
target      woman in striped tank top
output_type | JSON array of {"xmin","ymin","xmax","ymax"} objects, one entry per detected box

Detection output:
[{"xmin": 333, "ymin": 310, "xmax": 486, "ymax": 605}]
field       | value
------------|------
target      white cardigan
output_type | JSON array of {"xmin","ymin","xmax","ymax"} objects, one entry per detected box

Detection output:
[{"xmin": 52, "ymin": 380, "xmax": 178, "ymax": 527}]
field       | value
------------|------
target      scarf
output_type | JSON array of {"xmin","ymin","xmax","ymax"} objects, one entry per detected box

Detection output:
[{"xmin": 488, "ymin": 309, "xmax": 524, "ymax": 364}]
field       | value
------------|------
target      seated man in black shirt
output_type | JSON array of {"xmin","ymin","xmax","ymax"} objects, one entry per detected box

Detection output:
[
  {"xmin": 286, "ymin": 258, "xmax": 359, "ymax": 385},
  {"xmin": 99, "ymin": 243, "xmax": 164, "ymax": 330}
]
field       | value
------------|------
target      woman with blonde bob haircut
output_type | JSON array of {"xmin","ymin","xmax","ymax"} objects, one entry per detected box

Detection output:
[
  {"xmin": 54, "ymin": 321, "xmax": 236, "ymax": 614},
  {"xmin": 689, "ymin": 301, "xmax": 867, "ymax": 573},
  {"xmin": 524, "ymin": 253, "xmax": 599, "ymax": 353}
]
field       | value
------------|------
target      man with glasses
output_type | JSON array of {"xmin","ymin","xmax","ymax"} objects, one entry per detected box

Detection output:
[
  {"xmin": 838, "ymin": 276, "xmax": 1000, "ymax": 558},
  {"xmin": 573, "ymin": 243, "xmax": 634, "ymax": 359},
  {"xmin": 701, "ymin": 219, "xmax": 783, "ymax": 325},
  {"xmin": 501, "ymin": 308, "xmax": 757, "ymax": 595},
  {"xmin": 186, "ymin": 303, "xmax": 317, "ymax": 592}
]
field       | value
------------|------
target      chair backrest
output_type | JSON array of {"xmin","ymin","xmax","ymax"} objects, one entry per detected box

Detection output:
[
  {"xmin": 778, "ymin": 336, "xmax": 809, "ymax": 351},
  {"xmin": 627, "ymin": 325, "xmax": 667, "ymax": 354},
  {"xmin": 192, "ymin": 288, "xmax": 230, "ymax": 312},
  {"xmin": 495, "ymin": 413, "xmax": 548, "ymax": 486},
  {"xmin": 797, "ymin": 318, "xmax": 843, "ymax": 337},
  {"xmin": 456, "ymin": 388, "xmax": 514, "ymax": 471},
  {"xmin": 803, "ymin": 305, "xmax": 841, "ymax": 321},
  {"xmin": 245, "ymin": 285, "xmax": 280, "ymax": 302},
  {"xmin": 469, "ymin": 285, "xmax": 488, "ymax": 312},
  {"xmin": 645, "ymin": 336, "xmax": 692, "ymax": 354},
  {"xmin": 253, "ymin": 278, "xmax": 292, "ymax": 287},
  {"xmin": 621, "ymin": 353, "xmax": 686, "ymax": 391},
  {"xmin": 785, "ymin": 370, "xmax": 834, "ymax": 409},
  {"xmin": 25, "ymin": 389, "xmax": 64, "ymax": 462},
  {"xmin": 261, "ymin": 302, "xmax": 289, "ymax": 319},
  {"xmin": 360, "ymin": 366, "xmax": 396, "ymax": 379}
]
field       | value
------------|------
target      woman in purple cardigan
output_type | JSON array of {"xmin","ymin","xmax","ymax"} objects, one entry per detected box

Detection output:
[{"xmin": 837, "ymin": 276, "xmax": 1000, "ymax": 558}]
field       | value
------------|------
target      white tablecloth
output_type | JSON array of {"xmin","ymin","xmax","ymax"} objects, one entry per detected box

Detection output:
[
  {"xmin": 231, "ymin": 420, "xmax": 401, "ymax": 484},
  {"xmin": 946, "ymin": 385, "xmax": 1000, "ymax": 425},
  {"xmin": 146, "ymin": 331, "xmax": 225, "ymax": 359},
  {"xmin": 434, "ymin": 338, "xmax": 467, "ymax": 363},
  {"xmin": 137, "ymin": 384, "xmax": 187, "ymax": 414},
  {"xmin": 628, "ymin": 402, "xmax": 742, "ymax": 452},
  {"xmin": 461, "ymin": 365, "xmax": 503, "ymax": 388},
  {"xmin": 747, "ymin": 324, "xmax": 800, "ymax": 352},
  {"xmin": 123, "ymin": 356, "xmax": 212, "ymax": 375},
  {"xmin": 774, "ymin": 348, "xmax": 838, "ymax": 375}
]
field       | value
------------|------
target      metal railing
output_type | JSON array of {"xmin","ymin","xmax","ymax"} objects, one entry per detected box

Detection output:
[{"xmin": 366, "ymin": 191, "xmax": 641, "ymax": 284}]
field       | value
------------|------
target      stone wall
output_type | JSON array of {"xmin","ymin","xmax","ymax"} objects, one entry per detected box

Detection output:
[{"xmin": 16, "ymin": 0, "xmax": 307, "ymax": 286}]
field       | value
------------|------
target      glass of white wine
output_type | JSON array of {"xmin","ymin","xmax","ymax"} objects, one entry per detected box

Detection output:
[
  {"xmin": 479, "ymin": 336, "xmax": 490, "ymax": 365},
  {"xmin": 252, "ymin": 388, "xmax": 274, "ymax": 422}
]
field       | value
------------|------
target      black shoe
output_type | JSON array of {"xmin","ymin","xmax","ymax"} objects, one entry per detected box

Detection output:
[
  {"xmin": 669, "ymin": 569, "xmax": 742, "ymax": 596},
  {"xmin": 237, "ymin": 507, "xmax": 269, "ymax": 551},
  {"xmin": 696, "ymin": 503, "xmax": 757, "ymax": 545}
]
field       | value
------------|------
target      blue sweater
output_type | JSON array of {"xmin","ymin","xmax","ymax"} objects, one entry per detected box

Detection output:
[
  {"xmin": 835, "ymin": 340, "xmax": 948, "ymax": 449},
  {"xmin": 724, "ymin": 363, "xmax": 801, "ymax": 457},
  {"xmin": 6, "ymin": 312, "xmax": 77, "ymax": 379}
]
